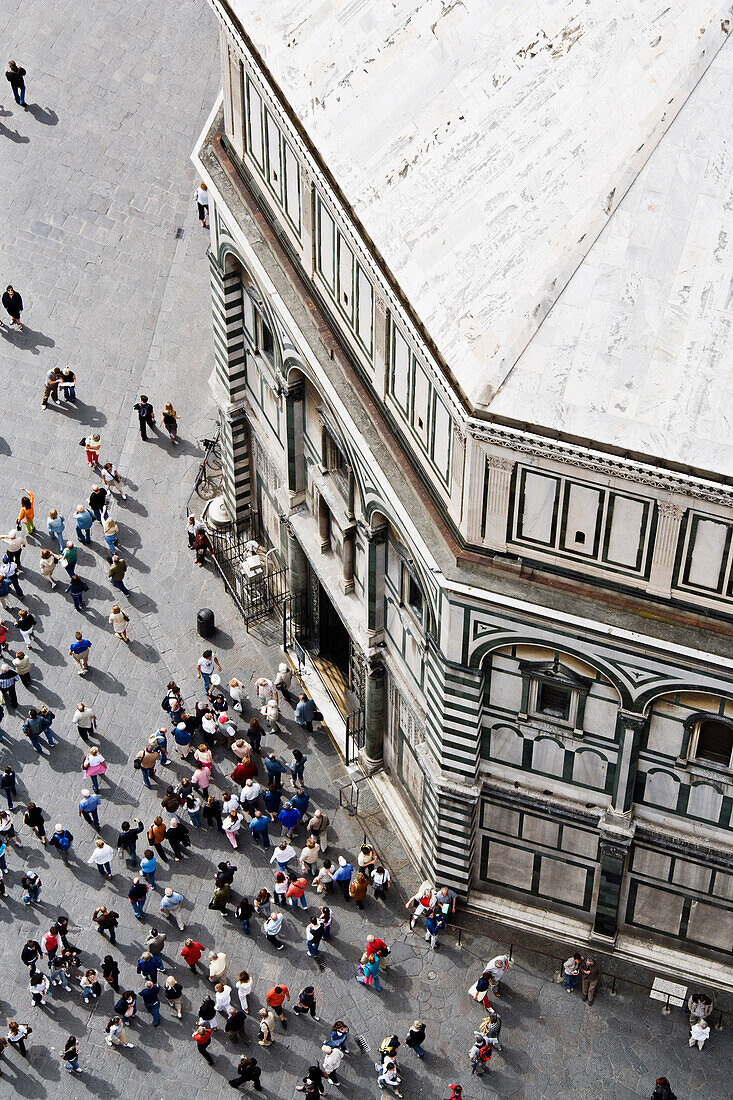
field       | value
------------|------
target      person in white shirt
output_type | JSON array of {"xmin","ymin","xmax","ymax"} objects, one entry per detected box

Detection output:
[
  {"xmin": 105, "ymin": 1015, "xmax": 134, "ymax": 1048},
  {"xmin": 406, "ymin": 880, "xmax": 436, "ymax": 929},
  {"xmin": 214, "ymin": 982, "xmax": 232, "ymax": 1016},
  {"xmin": 196, "ymin": 650, "xmax": 221, "ymax": 693},
  {"xmin": 72, "ymin": 703, "xmax": 97, "ymax": 744},
  {"xmin": 229, "ymin": 679, "xmax": 246, "ymax": 712},
  {"xmin": 208, "ymin": 951, "xmax": 227, "ymax": 983},
  {"xmin": 195, "ymin": 182, "xmax": 209, "ymax": 227},
  {"xmin": 221, "ymin": 791, "xmax": 240, "ymax": 816},
  {"xmin": 236, "ymin": 971, "xmax": 253, "ymax": 1012},
  {"xmin": 270, "ymin": 842, "xmax": 297, "ymax": 872},
  {"xmin": 87, "ymin": 839, "xmax": 114, "ymax": 877},
  {"xmin": 689, "ymin": 1018, "xmax": 710, "ymax": 1050},
  {"xmin": 321, "ymin": 1044, "xmax": 343, "ymax": 1085},
  {"xmin": 242, "ymin": 779, "xmax": 262, "ymax": 808},
  {"xmin": 223, "ymin": 810, "xmax": 244, "ymax": 849}
]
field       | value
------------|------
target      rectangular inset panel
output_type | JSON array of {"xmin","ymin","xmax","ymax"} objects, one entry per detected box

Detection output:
[
  {"xmin": 581, "ymin": 694, "xmax": 618, "ymax": 740},
  {"xmin": 604, "ymin": 494, "xmax": 648, "ymax": 569},
  {"xmin": 712, "ymin": 871, "xmax": 733, "ymax": 901},
  {"xmin": 488, "ymin": 670, "xmax": 521, "ymax": 712},
  {"xmin": 645, "ymin": 714, "xmax": 684, "ymax": 756},
  {"xmin": 242, "ymin": 291, "xmax": 256, "ymax": 343},
  {"xmin": 671, "ymin": 860, "xmax": 711, "ymax": 893},
  {"xmin": 632, "ymin": 847, "xmax": 671, "ymax": 880},
  {"xmin": 517, "ymin": 471, "xmax": 559, "ymax": 545},
  {"xmin": 484, "ymin": 841, "xmax": 534, "ymax": 891},
  {"xmin": 521, "ymin": 815, "xmax": 559, "ymax": 848},
  {"xmin": 432, "ymin": 397, "xmax": 451, "ymax": 482},
  {"xmin": 245, "ymin": 81, "xmax": 265, "ymax": 171},
  {"xmin": 685, "ymin": 900, "xmax": 733, "ymax": 951},
  {"xmin": 283, "ymin": 141, "xmax": 301, "ymax": 233},
  {"xmin": 561, "ymin": 826, "xmax": 598, "ymax": 860},
  {"xmin": 264, "ymin": 110, "xmax": 282, "ymax": 198},
  {"xmin": 683, "ymin": 516, "xmax": 730, "ymax": 592},
  {"xmin": 538, "ymin": 857, "xmax": 589, "ymax": 909},
  {"xmin": 316, "ymin": 200, "xmax": 335, "ymax": 290},
  {"xmin": 355, "ymin": 266, "xmax": 374, "ymax": 356},
  {"xmin": 481, "ymin": 802, "xmax": 520, "ymax": 836},
  {"xmin": 391, "ymin": 325, "xmax": 410, "ymax": 413},
  {"xmin": 561, "ymin": 482, "xmax": 603, "ymax": 557},
  {"xmin": 337, "ymin": 235, "xmax": 354, "ymax": 321},
  {"xmin": 531, "ymin": 737, "xmax": 565, "ymax": 776},
  {"xmin": 629, "ymin": 883, "xmax": 684, "ymax": 934},
  {"xmin": 413, "ymin": 363, "xmax": 431, "ymax": 448}
]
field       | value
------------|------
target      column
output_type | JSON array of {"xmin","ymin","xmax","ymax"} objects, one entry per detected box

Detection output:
[
  {"xmin": 363, "ymin": 653, "xmax": 385, "ymax": 766},
  {"xmin": 220, "ymin": 409, "xmax": 252, "ymax": 531},
  {"xmin": 447, "ymin": 425, "xmax": 466, "ymax": 527},
  {"xmin": 612, "ymin": 710, "xmax": 646, "ymax": 815},
  {"xmin": 317, "ymin": 492, "xmax": 330, "ymax": 551},
  {"xmin": 647, "ymin": 502, "xmax": 685, "ymax": 598},
  {"xmin": 365, "ymin": 523, "xmax": 387, "ymax": 637},
  {"xmin": 209, "ymin": 251, "xmax": 247, "ymax": 406},
  {"xmin": 286, "ymin": 524, "xmax": 308, "ymax": 600},
  {"xmin": 484, "ymin": 455, "xmax": 514, "ymax": 552},
  {"xmin": 592, "ymin": 826, "xmax": 634, "ymax": 942},
  {"xmin": 227, "ymin": 47, "xmax": 244, "ymax": 159},
  {"xmin": 341, "ymin": 530, "xmax": 355, "ymax": 595},
  {"xmin": 462, "ymin": 435, "xmax": 487, "ymax": 545},
  {"xmin": 300, "ymin": 166, "xmax": 315, "ymax": 275},
  {"xmin": 422, "ymin": 771, "xmax": 480, "ymax": 898},
  {"xmin": 373, "ymin": 292, "xmax": 389, "ymax": 401},
  {"xmin": 284, "ymin": 378, "xmax": 305, "ymax": 500}
]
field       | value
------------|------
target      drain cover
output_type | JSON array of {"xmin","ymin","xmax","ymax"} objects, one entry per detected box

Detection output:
[
  {"xmin": 174, "ymin": 227, "xmax": 184, "ymax": 239},
  {"xmin": 427, "ymin": 970, "xmax": 437, "ymax": 980}
]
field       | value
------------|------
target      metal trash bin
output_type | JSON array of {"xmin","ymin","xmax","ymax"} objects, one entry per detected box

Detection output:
[{"xmin": 197, "ymin": 607, "xmax": 215, "ymax": 639}]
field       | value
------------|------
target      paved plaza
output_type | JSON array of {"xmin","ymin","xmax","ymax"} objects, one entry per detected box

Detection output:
[{"xmin": 0, "ymin": 1, "xmax": 730, "ymax": 1097}]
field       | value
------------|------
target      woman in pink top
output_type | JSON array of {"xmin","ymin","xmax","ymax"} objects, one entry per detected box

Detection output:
[
  {"xmin": 191, "ymin": 766, "xmax": 211, "ymax": 793},
  {"xmin": 82, "ymin": 748, "xmax": 107, "ymax": 793}
]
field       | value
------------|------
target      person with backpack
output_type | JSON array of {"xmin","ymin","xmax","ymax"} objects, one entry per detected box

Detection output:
[
  {"xmin": 48, "ymin": 824, "xmax": 73, "ymax": 864},
  {"xmin": 468, "ymin": 1032, "xmax": 491, "ymax": 1075},
  {"xmin": 480, "ymin": 1007, "xmax": 502, "ymax": 1051},
  {"xmin": 133, "ymin": 395, "xmax": 156, "ymax": 440}
]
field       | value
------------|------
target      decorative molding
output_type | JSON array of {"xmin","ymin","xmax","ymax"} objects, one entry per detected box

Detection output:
[{"xmin": 470, "ymin": 424, "xmax": 733, "ymax": 507}]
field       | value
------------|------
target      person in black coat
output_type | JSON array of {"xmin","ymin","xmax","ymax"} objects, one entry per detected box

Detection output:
[
  {"xmin": 102, "ymin": 955, "xmax": 120, "ymax": 993},
  {"xmin": 229, "ymin": 1056, "xmax": 262, "ymax": 1091},
  {"xmin": 133, "ymin": 396, "xmax": 155, "ymax": 440},
  {"xmin": 21, "ymin": 939, "xmax": 42, "ymax": 973},
  {"xmin": 166, "ymin": 817, "xmax": 190, "ymax": 859},
  {"xmin": 5, "ymin": 62, "xmax": 26, "ymax": 106},
  {"xmin": 651, "ymin": 1079, "xmax": 677, "ymax": 1100},
  {"xmin": 2, "ymin": 286, "xmax": 23, "ymax": 329},
  {"xmin": 224, "ymin": 1007, "xmax": 248, "ymax": 1044},
  {"xmin": 117, "ymin": 819, "xmax": 144, "ymax": 867}
]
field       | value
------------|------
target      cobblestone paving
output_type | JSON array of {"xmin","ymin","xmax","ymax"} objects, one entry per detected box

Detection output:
[{"xmin": 0, "ymin": 2, "xmax": 730, "ymax": 1098}]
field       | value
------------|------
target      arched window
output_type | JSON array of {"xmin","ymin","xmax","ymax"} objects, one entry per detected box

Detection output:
[{"xmin": 693, "ymin": 719, "xmax": 733, "ymax": 768}]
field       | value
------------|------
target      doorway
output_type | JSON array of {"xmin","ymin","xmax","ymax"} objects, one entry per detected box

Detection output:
[{"xmin": 318, "ymin": 582, "xmax": 350, "ymax": 678}]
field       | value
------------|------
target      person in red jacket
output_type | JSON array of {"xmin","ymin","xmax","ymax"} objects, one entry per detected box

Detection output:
[
  {"xmin": 192, "ymin": 1025, "xmax": 214, "ymax": 1064},
  {"xmin": 181, "ymin": 939, "xmax": 205, "ymax": 973},
  {"xmin": 265, "ymin": 985, "xmax": 290, "ymax": 1029},
  {"xmin": 366, "ymin": 932, "xmax": 390, "ymax": 959},
  {"xmin": 231, "ymin": 760, "xmax": 258, "ymax": 784}
]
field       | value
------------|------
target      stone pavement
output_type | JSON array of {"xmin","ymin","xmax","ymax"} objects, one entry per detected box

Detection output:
[{"xmin": 0, "ymin": 2, "xmax": 730, "ymax": 1098}]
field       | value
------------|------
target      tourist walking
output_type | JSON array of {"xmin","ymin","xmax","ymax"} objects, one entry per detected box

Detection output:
[
  {"xmin": 164, "ymin": 975, "xmax": 183, "ymax": 1018},
  {"xmin": 133, "ymin": 396, "xmax": 156, "ymax": 440},
  {"xmin": 82, "ymin": 748, "xmax": 106, "ymax": 792},
  {"xmin": 162, "ymin": 403, "xmax": 179, "ymax": 442},
  {"xmin": 40, "ymin": 548, "xmax": 60, "ymax": 586},
  {"xmin": 100, "ymin": 461, "xmax": 127, "ymax": 501},
  {"xmin": 105, "ymin": 1016, "xmax": 134, "ymax": 1049},
  {"xmin": 84, "ymin": 434, "xmax": 101, "ymax": 468},
  {"xmin": 128, "ymin": 878, "xmax": 149, "ymax": 921},
  {"xmin": 293, "ymin": 985, "xmax": 319, "ymax": 1019},
  {"xmin": 160, "ymin": 887, "xmax": 185, "ymax": 930},
  {"xmin": 195, "ymin": 182, "xmax": 209, "ymax": 226},
  {"xmin": 69, "ymin": 632, "xmax": 92, "ymax": 673},
  {"xmin": 109, "ymin": 603, "xmax": 130, "ymax": 643},
  {"xmin": 62, "ymin": 1035, "xmax": 81, "ymax": 1073},
  {"xmin": 229, "ymin": 1056, "xmax": 263, "ymax": 1091},
  {"xmin": 181, "ymin": 939, "xmax": 205, "ymax": 973},
  {"xmin": 73, "ymin": 702, "xmax": 97, "ymax": 742},
  {"xmin": 78, "ymin": 788, "xmax": 101, "ymax": 828},
  {"xmin": 2, "ymin": 285, "xmax": 23, "ymax": 329},
  {"xmin": 92, "ymin": 905, "xmax": 119, "ymax": 944},
  {"xmin": 192, "ymin": 1025, "xmax": 214, "ymax": 1064},
  {"xmin": 5, "ymin": 61, "xmax": 26, "ymax": 106},
  {"xmin": 108, "ymin": 553, "xmax": 130, "ymax": 594},
  {"xmin": 87, "ymin": 838, "xmax": 114, "ymax": 878},
  {"xmin": 74, "ymin": 506, "xmax": 94, "ymax": 543},
  {"xmin": 689, "ymin": 1018, "xmax": 710, "ymax": 1050}
]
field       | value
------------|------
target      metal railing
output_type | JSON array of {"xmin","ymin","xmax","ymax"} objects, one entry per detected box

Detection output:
[{"xmin": 208, "ymin": 522, "xmax": 292, "ymax": 630}]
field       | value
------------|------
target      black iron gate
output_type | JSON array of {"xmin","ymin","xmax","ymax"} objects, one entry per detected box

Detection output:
[{"xmin": 208, "ymin": 524, "xmax": 290, "ymax": 630}]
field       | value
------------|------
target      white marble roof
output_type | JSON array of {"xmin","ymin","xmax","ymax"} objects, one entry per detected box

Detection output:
[
  {"xmin": 489, "ymin": 39, "xmax": 733, "ymax": 477},
  {"xmin": 229, "ymin": 0, "xmax": 732, "ymax": 470}
]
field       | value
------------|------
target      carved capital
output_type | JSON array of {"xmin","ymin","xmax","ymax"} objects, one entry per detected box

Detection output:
[
  {"xmin": 618, "ymin": 710, "xmax": 646, "ymax": 733},
  {"xmin": 487, "ymin": 455, "xmax": 514, "ymax": 473},
  {"xmin": 656, "ymin": 501, "xmax": 685, "ymax": 520}
]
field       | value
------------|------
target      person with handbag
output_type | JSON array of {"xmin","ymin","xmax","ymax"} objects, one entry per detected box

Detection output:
[
  {"xmin": 82, "ymin": 747, "xmax": 107, "ymax": 793},
  {"xmin": 108, "ymin": 603, "xmax": 130, "ymax": 643}
]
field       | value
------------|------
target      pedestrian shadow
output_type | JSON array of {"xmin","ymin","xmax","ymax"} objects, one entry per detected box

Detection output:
[
  {"xmin": 85, "ymin": 668, "xmax": 126, "ymax": 695},
  {"xmin": 164, "ymin": 438, "xmax": 199, "ymax": 459},
  {"xmin": 0, "ymin": 121, "xmax": 30, "ymax": 143},
  {"xmin": 1, "ymin": 325, "xmax": 55, "ymax": 355},
  {"xmin": 65, "ymin": 398, "xmax": 107, "ymax": 427},
  {"xmin": 0, "ymin": 1060, "xmax": 46, "ymax": 1097},
  {"xmin": 118, "ymin": 496, "xmax": 148, "ymax": 518},
  {"xmin": 26, "ymin": 103, "xmax": 58, "ymax": 126}
]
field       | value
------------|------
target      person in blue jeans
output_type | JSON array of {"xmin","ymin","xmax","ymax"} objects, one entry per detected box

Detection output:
[
  {"xmin": 78, "ymin": 789, "xmax": 101, "ymax": 828},
  {"xmin": 65, "ymin": 574, "xmax": 88, "ymax": 611},
  {"xmin": 236, "ymin": 895, "xmax": 253, "ymax": 934},
  {"xmin": 140, "ymin": 849, "xmax": 157, "ymax": 889},
  {"xmin": 248, "ymin": 810, "xmax": 270, "ymax": 849},
  {"xmin": 74, "ymin": 505, "xmax": 95, "ymax": 544},
  {"xmin": 22, "ymin": 870, "xmax": 42, "ymax": 904},
  {"xmin": 563, "ymin": 953, "xmax": 582, "ymax": 992},
  {"xmin": 47, "ymin": 510, "xmax": 66, "ymax": 552},
  {"xmin": 6, "ymin": 62, "xmax": 26, "ymax": 105},
  {"xmin": 23, "ymin": 708, "xmax": 56, "ymax": 752},
  {"xmin": 62, "ymin": 1035, "xmax": 81, "ymax": 1074},
  {"xmin": 149, "ymin": 728, "xmax": 170, "ymax": 765},
  {"xmin": 289, "ymin": 750, "xmax": 307, "ymax": 790},
  {"xmin": 405, "ymin": 1021, "xmax": 426, "ymax": 1058},
  {"xmin": 139, "ymin": 980, "xmax": 161, "ymax": 1026},
  {"xmin": 129, "ymin": 878, "xmax": 149, "ymax": 920}
]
